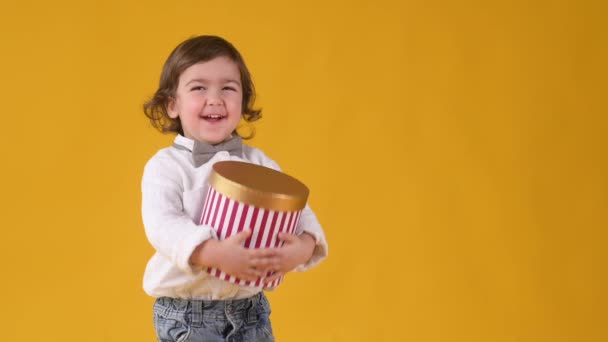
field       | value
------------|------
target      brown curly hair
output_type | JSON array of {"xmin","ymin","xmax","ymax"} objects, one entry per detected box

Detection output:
[{"xmin": 143, "ymin": 35, "xmax": 261, "ymax": 138}]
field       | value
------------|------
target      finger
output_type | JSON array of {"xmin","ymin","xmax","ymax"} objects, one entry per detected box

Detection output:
[
  {"xmin": 278, "ymin": 232, "xmax": 298, "ymax": 244},
  {"xmin": 250, "ymin": 249, "xmax": 280, "ymax": 261},
  {"xmin": 239, "ymin": 274, "xmax": 259, "ymax": 282},
  {"xmin": 226, "ymin": 271, "xmax": 256, "ymax": 283},
  {"xmin": 230, "ymin": 229, "xmax": 252, "ymax": 244},
  {"xmin": 248, "ymin": 248, "xmax": 278, "ymax": 258},
  {"xmin": 248, "ymin": 266, "xmax": 265, "ymax": 279},
  {"xmin": 264, "ymin": 272, "xmax": 284, "ymax": 284},
  {"xmin": 252, "ymin": 260, "xmax": 280, "ymax": 277},
  {"xmin": 250, "ymin": 257, "xmax": 280, "ymax": 273},
  {"xmin": 234, "ymin": 268, "xmax": 263, "ymax": 282},
  {"xmin": 250, "ymin": 256, "xmax": 277, "ymax": 267}
]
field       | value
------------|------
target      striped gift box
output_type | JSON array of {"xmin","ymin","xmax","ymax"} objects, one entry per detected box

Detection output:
[{"xmin": 199, "ymin": 161, "xmax": 309, "ymax": 290}]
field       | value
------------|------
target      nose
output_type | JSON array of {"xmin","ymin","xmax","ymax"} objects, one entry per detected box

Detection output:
[{"xmin": 207, "ymin": 90, "xmax": 224, "ymax": 106}]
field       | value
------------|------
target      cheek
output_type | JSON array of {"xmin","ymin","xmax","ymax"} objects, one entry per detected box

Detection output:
[
  {"xmin": 229, "ymin": 113, "xmax": 242, "ymax": 125},
  {"xmin": 227, "ymin": 112, "xmax": 242, "ymax": 131},
  {"xmin": 230, "ymin": 94, "xmax": 244, "ymax": 112},
  {"xmin": 232, "ymin": 100, "xmax": 243, "ymax": 114},
  {"xmin": 180, "ymin": 99, "xmax": 205, "ymax": 116}
]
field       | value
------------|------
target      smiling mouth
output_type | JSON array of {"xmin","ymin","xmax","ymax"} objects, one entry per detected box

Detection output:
[{"xmin": 201, "ymin": 114, "xmax": 226, "ymax": 121}]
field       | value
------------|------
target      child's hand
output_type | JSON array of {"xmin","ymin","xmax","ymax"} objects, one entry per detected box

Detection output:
[
  {"xmin": 263, "ymin": 232, "xmax": 316, "ymax": 284},
  {"xmin": 190, "ymin": 230, "xmax": 279, "ymax": 282}
]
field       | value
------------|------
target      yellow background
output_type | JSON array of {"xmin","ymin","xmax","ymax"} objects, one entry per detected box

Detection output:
[{"xmin": 1, "ymin": 0, "xmax": 606, "ymax": 341}]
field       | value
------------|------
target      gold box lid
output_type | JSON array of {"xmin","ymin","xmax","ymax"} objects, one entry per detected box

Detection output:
[{"xmin": 209, "ymin": 161, "xmax": 309, "ymax": 212}]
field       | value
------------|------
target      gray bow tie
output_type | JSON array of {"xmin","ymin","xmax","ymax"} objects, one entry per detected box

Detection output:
[{"xmin": 174, "ymin": 136, "xmax": 243, "ymax": 167}]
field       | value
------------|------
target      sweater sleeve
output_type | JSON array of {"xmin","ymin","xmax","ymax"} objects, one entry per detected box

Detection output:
[
  {"xmin": 141, "ymin": 156, "xmax": 217, "ymax": 275},
  {"xmin": 254, "ymin": 150, "xmax": 329, "ymax": 272},
  {"xmin": 292, "ymin": 203, "xmax": 329, "ymax": 272}
]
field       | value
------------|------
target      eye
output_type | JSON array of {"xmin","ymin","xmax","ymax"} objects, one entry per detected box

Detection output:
[
  {"xmin": 222, "ymin": 86, "xmax": 238, "ymax": 91},
  {"xmin": 190, "ymin": 86, "xmax": 206, "ymax": 91}
]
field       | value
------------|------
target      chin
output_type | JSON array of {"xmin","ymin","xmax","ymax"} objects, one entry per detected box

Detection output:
[{"xmin": 202, "ymin": 135, "xmax": 230, "ymax": 145}]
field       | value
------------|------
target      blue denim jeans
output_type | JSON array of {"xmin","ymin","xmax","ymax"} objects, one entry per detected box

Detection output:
[{"xmin": 153, "ymin": 292, "xmax": 274, "ymax": 342}]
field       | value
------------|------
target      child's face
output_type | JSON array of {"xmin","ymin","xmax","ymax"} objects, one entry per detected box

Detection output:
[{"xmin": 168, "ymin": 56, "xmax": 243, "ymax": 144}]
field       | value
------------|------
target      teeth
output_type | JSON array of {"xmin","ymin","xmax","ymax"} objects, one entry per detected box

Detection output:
[{"xmin": 207, "ymin": 114, "xmax": 223, "ymax": 119}]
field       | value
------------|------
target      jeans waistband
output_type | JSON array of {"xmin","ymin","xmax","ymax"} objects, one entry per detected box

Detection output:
[{"xmin": 154, "ymin": 292, "xmax": 269, "ymax": 327}]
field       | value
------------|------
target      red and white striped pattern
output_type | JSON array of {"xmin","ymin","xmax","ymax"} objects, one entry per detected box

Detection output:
[{"xmin": 199, "ymin": 186, "xmax": 302, "ymax": 289}]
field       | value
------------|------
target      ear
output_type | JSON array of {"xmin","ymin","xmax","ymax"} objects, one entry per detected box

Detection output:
[{"xmin": 167, "ymin": 97, "xmax": 179, "ymax": 119}]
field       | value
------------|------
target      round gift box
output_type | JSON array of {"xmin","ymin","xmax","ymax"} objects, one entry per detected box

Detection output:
[{"xmin": 199, "ymin": 161, "xmax": 309, "ymax": 289}]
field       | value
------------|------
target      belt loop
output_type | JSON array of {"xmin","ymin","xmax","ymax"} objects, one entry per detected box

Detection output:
[
  {"xmin": 247, "ymin": 293, "xmax": 260, "ymax": 324},
  {"xmin": 191, "ymin": 300, "xmax": 203, "ymax": 327}
]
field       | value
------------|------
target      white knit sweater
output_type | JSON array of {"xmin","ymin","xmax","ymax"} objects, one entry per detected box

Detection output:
[{"xmin": 141, "ymin": 135, "xmax": 328, "ymax": 300}]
